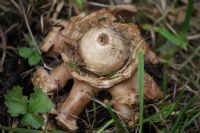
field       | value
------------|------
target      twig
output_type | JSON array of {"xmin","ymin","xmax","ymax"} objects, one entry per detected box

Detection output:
[
  {"xmin": 5, "ymin": 23, "xmax": 18, "ymax": 34},
  {"xmin": 187, "ymin": 33, "xmax": 200, "ymax": 40},
  {"xmin": 40, "ymin": 14, "xmax": 44, "ymax": 33},
  {"xmin": 0, "ymin": 27, "xmax": 7, "ymax": 72},
  {"xmin": 52, "ymin": 0, "xmax": 64, "ymax": 20},
  {"xmin": 165, "ymin": 22, "xmax": 179, "ymax": 36},
  {"xmin": 19, "ymin": 0, "xmax": 46, "ymax": 66},
  {"xmin": 47, "ymin": 0, "xmax": 56, "ymax": 18},
  {"xmin": 88, "ymin": 2, "xmax": 110, "ymax": 8},
  {"xmin": 178, "ymin": 45, "xmax": 200, "ymax": 69},
  {"xmin": 0, "ymin": 45, "xmax": 16, "ymax": 53},
  {"xmin": 150, "ymin": 29, "xmax": 156, "ymax": 47},
  {"xmin": 20, "ymin": 68, "xmax": 35, "ymax": 79},
  {"xmin": 20, "ymin": 0, "xmax": 41, "ymax": 54},
  {"xmin": 9, "ymin": 0, "xmax": 22, "ymax": 15}
]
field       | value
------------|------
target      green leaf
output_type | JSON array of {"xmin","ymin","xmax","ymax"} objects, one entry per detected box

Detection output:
[
  {"xmin": 181, "ymin": 0, "xmax": 194, "ymax": 37},
  {"xmin": 21, "ymin": 113, "xmax": 44, "ymax": 129},
  {"xmin": 75, "ymin": 0, "xmax": 84, "ymax": 10},
  {"xmin": 182, "ymin": 112, "xmax": 200, "ymax": 132},
  {"xmin": 106, "ymin": 105, "xmax": 129, "ymax": 133},
  {"xmin": 92, "ymin": 101, "xmax": 97, "ymax": 127},
  {"xmin": 97, "ymin": 119, "xmax": 114, "ymax": 133},
  {"xmin": 18, "ymin": 47, "xmax": 33, "ymax": 58},
  {"xmin": 170, "ymin": 96, "xmax": 197, "ymax": 133},
  {"xmin": 28, "ymin": 87, "xmax": 53, "ymax": 113},
  {"xmin": 4, "ymin": 86, "xmax": 28, "ymax": 117},
  {"xmin": 153, "ymin": 27, "xmax": 188, "ymax": 49},
  {"xmin": 0, "ymin": 124, "xmax": 44, "ymax": 133},
  {"xmin": 144, "ymin": 103, "xmax": 176, "ymax": 123},
  {"xmin": 162, "ymin": 70, "xmax": 168, "ymax": 96},
  {"xmin": 142, "ymin": 24, "xmax": 188, "ymax": 49},
  {"xmin": 28, "ymin": 51, "xmax": 41, "ymax": 66},
  {"xmin": 137, "ymin": 49, "xmax": 144, "ymax": 133}
]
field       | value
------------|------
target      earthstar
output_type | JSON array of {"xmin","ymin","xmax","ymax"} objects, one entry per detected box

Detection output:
[{"xmin": 32, "ymin": 9, "xmax": 163, "ymax": 131}]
